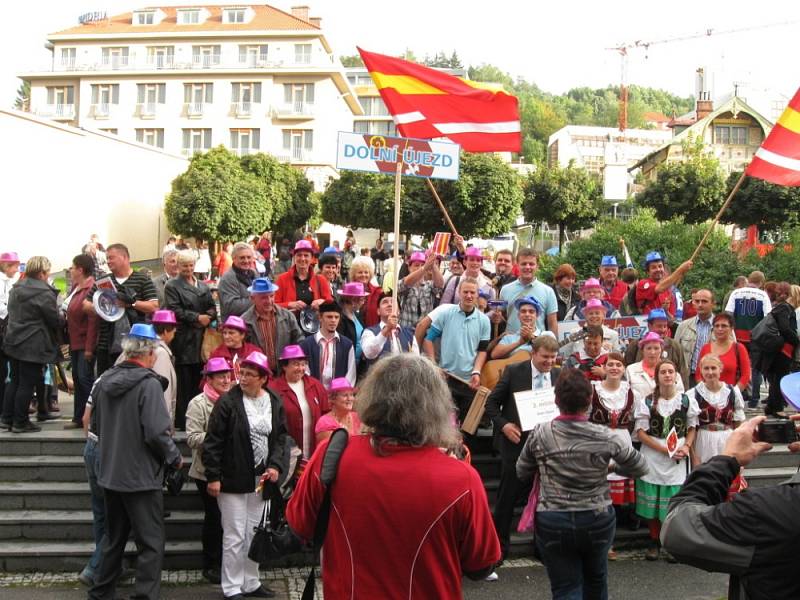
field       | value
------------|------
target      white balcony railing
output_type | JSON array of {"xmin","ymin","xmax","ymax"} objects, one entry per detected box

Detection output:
[
  {"xmin": 186, "ymin": 102, "xmax": 205, "ymax": 117},
  {"xmin": 277, "ymin": 148, "xmax": 312, "ymax": 163},
  {"xmin": 91, "ymin": 103, "xmax": 111, "ymax": 118},
  {"xmin": 275, "ymin": 101, "xmax": 314, "ymax": 117},
  {"xmin": 137, "ymin": 102, "xmax": 157, "ymax": 117},
  {"xmin": 146, "ymin": 56, "xmax": 174, "ymax": 69},
  {"xmin": 40, "ymin": 103, "xmax": 75, "ymax": 119},
  {"xmin": 191, "ymin": 55, "xmax": 221, "ymax": 69},
  {"xmin": 100, "ymin": 56, "xmax": 130, "ymax": 70},
  {"xmin": 232, "ymin": 101, "xmax": 252, "ymax": 117}
]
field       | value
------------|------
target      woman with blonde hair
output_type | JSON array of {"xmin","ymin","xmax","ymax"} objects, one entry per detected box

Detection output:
[{"xmin": 349, "ymin": 255, "xmax": 383, "ymax": 327}]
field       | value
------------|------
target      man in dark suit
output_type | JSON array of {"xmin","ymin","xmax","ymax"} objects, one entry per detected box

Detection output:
[{"xmin": 485, "ymin": 334, "xmax": 561, "ymax": 565}]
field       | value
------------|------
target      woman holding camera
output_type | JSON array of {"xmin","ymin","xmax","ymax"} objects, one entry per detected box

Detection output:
[{"xmin": 203, "ymin": 351, "xmax": 287, "ymax": 600}]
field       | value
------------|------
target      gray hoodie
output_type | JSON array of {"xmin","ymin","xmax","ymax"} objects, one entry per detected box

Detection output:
[{"xmin": 93, "ymin": 362, "xmax": 180, "ymax": 492}]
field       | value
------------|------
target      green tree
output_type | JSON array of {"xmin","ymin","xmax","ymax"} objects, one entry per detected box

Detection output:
[
  {"xmin": 448, "ymin": 50, "xmax": 463, "ymax": 69},
  {"xmin": 339, "ymin": 54, "xmax": 363, "ymax": 67},
  {"xmin": 164, "ymin": 146, "xmax": 270, "ymax": 242},
  {"xmin": 467, "ymin": 64, "xmax": 515, "ymax": 90},
  {"xmin": 271, "ymin": 165, "xmax": 317, "ymax": 237},
  {"xmin": 636, "ymin": 135, "xmax": 725, "ymax": 223},
  {"xmin": 321, "ymin": 171, "xmax": 399, "ymax": 231},
  {"xmin": 14, "ymin": 80, "xmax": 30, "ymax": 111},
  {"xmin": 523, "ymin": 163, "xmax": 603, "ymax": 250},
  {"xmin": 721, "ymin": 171, "xmax": 800, "ymax": 230}
]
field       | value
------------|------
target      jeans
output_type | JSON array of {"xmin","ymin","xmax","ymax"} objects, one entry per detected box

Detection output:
[
  {"xmin": 746, "ymin": 343, "xmax": 762, "ymax": 406},
  {"xmin": 83, "ymin": 438, "xmax": 106, "ymax": 578},
  {"xmin": 71, "ymin": 351, "xmax": 96, "ymax": 424},
  {"xmin": 2, "ymin": 359, "xmax": 45, "ymax": 426},
  {"xmin": 535, "ymin": 506, "xmax": 616, "ymax": 600}
]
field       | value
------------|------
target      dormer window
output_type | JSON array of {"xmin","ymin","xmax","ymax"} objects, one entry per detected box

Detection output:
[
  {"xmin": 224, "ymin": 8, "xmax": 247, "ymax": 23},
  {"xmin": 134, "ymin": 10, "xmax": 155, "ymax": 25},
  {"xmin": 178, "ymin": 9, "xmax": 201, "ymax": 24}
]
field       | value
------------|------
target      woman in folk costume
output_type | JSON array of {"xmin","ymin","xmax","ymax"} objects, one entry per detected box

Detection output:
[
  {"xmin": 590, "ymin": 352, "xmax": 643, "ymax": 560},
  {"xmin": 634, "ymin": 358, "xmax": 699, "ymax": 562}
]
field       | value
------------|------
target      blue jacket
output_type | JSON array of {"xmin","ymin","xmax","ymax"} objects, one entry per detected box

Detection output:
[{"xmin": 300, "ymin": 334, "xmax": 353, "ymax": 382}]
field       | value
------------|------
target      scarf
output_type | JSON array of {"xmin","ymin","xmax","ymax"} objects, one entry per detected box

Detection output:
[
  {"xmin": 203, "ymin": 382, "xmax": 221, "ymax": 403},
  {"xmin": 233, "ymin": 266, "xmax": 256, "ymax": 288}
]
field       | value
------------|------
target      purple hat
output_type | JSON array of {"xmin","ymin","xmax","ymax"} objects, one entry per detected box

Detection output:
[
  {"xmin": 581, "ymin": 277, "xmax": 602, "ymax": 291},
  {"xmin": 0, "ymin": 252, "xmax": 19, "ymax": 263},
  {"xmin": 151, "ymin": 309, "xmax": 177, "ymax": 325},
  {"xmin": 279, "ymin": 344, "xmax": 307, "ymax": 361},
  {"xmin": 640, "ymin": 331, "xmax": 665, "ymax": 347},
  {"xmin": 408, "ymin": 251, "xmax": 427, "ymax": 265},
  {"xmin": 337, "ymin": 281, "xmax": 369, "ymax": 297},
  {"xmin": 204, "ymin": 357, "xmax": 233, "ymax": 375},
  {"xmin": 222, "ymin": 315, "xmax": 247, "ymax": 333},
  {"xmin": 463, "ymin": 247, "xmax": 484, "ymax": 261},
  {"xmin": 584, "ymin": 298, "xmax": 605, "ymax": 312},
  {"xmin": 292, "ymin": 240, "xmax": 315, "ymax": 255},
  {"xmin": 241, "ymin": 351, "xmax": 270, "ymax": 374},
  {"xmin": 328, "ymin": 377, "xmax": 356, "ymax": 394}
]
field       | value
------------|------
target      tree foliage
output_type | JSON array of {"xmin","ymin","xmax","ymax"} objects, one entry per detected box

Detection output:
[
  {"xmin": 14, "ymin": 81, "xmax": 30, "ymax": 111},
  {"xmin": 339, "ymin": 54, "xmax": 363, "ymax": 67},
  {"xmin": 722, "ymin": 171, "xmax": 800, "ymax": 230},
  {"xmin": 271, "ymin": 166, "xmax": 318, "ymax": 237},
  {"xmin": 636, "ymin": 135, "xmax": 726, "ymax": 223},
  {"xmin": 165, "ymin": 147, "xmax": 270, "ymax": 242},
  {"xmin": 523, "ymin": 163, "xmax": 603, "ymax": 249},
  {"xmin": 321, "ymin": 153, "xmax": 522, "ymax": 238}
]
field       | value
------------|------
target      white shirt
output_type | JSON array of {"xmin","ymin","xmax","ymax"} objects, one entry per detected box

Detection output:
[
  {"xmin": 530, "ymin": 364, "xmax": 552, "ymax": 390},
  {"xmin": 687, "ymin": 382, "xmax": 746, "ymax": 423},
  {"xmin": 625, "ymin": 361, "xmax": 685, "ymax": 401},
  {"xmin": 311, "ymin": 331, "xmax": 357, "ymax": 388},
  {"xmin": 361, "ymin": 321, "xmax": 421, "ymax": 360},
  {"xmin": 288, "ymin": 380, "xmax": 312, "ymax": 458}
]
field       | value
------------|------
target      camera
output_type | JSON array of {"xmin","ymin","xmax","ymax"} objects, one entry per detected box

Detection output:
[{"xmin": 757, "ymin": 418, "xmax": 799, "ymax": 444}]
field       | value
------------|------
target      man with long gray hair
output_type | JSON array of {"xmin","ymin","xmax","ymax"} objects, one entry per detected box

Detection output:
[
  {"xmin": 88, "ymin": 324, "xmax": 182, "ymax": 600},
  {"xmin": 287, "ymin": 354, "xmax": 500, "ymax": 599}
]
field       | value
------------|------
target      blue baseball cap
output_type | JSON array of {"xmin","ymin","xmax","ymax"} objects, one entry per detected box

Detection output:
[
  {"xmin": 247, "ymin": 277, "xmax": 279, "ymax": 294},
  {"xmin": 128, "ymin": 323, "xmax": 158, "ymax": 340},
  {"xmin": 643, "ymin": 251, "xmax": 665, "ymax": 268},
  {"xmin": 600, "ymin": 255, "xmax": 618, "ymax": 267},
  {"xmin": 647, "ymin": 308, "xmax": 669, "ymax": 322},
  {"xmin": 514, "ymin": 296, "xmax": 543, "ymax": 313}
]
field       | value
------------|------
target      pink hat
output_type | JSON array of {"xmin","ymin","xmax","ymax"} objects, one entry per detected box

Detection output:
[
  {"xmin": 640, "ymin": 331, "xmax": 665, "ymax": 347},
  {"xmin": 292, "ymin": 240, "xmax": 315, "ymax": 255},
  {"xmin": 584, "ymin": 298, "xmax": 605, "ymax": 312},
  {"xmin": 279, "ymin": 344, "xmax": 307, "ymax": 361},
  {"xmin": 203, "ymin": 357, "xmax": 233, "ymax": 375},
  {"xmin": 328, "ymin": 377, "xmax": 356, "ymax": 394},
  {"xmin": 0, "ymin": 252, "xmax": 20, "ymax": 263},
  {"xmin": 581, "ymin": 277, "xmax": 602, "ymax": 291},
  {"xmin": 151, "ymin": 309, "xmax": 177, "ymax": 325},
  {"xmin": 337, "ymin": 282, "xmax": 370, "ymax": 297},
  {"xmin": 408, "ymin": 251, "xmax": 427, "ymax": 265},
  {"xmin": 241, "ymin": 351, "xmax": 270, "ymax": 374},
  {"xmin": 222, "ymin": 315, "xmax": 247, "ymax": 333},
  {"xmin": 463, "ymin": 247, "xmax": 484, "ymax": 261}
]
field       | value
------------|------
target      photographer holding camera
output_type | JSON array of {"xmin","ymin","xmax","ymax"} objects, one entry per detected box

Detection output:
[{"xmin": 661, "ymin": 414, "xmax": 800, "ymax": 600}]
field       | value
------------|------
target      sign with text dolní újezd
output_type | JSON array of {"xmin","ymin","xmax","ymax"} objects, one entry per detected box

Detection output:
[{"xmin": 336, "ymin": 132, "xmax": 460, "ymax": 181}]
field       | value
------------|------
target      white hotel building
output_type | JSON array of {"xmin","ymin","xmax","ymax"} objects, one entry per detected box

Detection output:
[{"xmin": 20, "ymin": 4, "xmax": 363, "ymax": 188}]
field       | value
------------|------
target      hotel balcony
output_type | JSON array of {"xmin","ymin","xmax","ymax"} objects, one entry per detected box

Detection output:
[
  {"xmin": 276, "ymin": 148, "xmax": 313, "ymax": 163},
  {"xmin": 184, "ymin": 102, "xmax": 206, "ymax": 118},
  {"xmin": 135, "ymin": 102, "xmax": 158, "ymax": 118},
  {"xmin": 231, "ymin": 102, "xmax": 253, "ymax": 118},
  {"xmin": 273, "ymin": 101, "xmax": 314, "ymax": 119},
  {"xmin": 89, "ymin": 103, "xmax": 112, "ymax": 119},
  {"xmin": 37, "ymin": 103, "xmax": 75, "ymax": 120}
]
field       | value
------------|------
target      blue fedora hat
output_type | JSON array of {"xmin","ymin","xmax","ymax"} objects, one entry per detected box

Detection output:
[
  {"xmin": 247, "ymin": 277, "xmax": 279, "ymax": 294},
  {"xmin": 643, "ymin": 251, "xmax": 665, "ymax": 269},
  {"xmin": 600, "ymin": 255, "xmax": 618, "ymax": 267},
  {"xmin": 128, "ymin": 323, "xmax": 158, "ymax": 340}
]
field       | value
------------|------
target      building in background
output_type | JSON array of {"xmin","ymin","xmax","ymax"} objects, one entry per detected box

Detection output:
[{"xmin": 19, "ymin": 4, "xmax": 363, "ymax": 190}]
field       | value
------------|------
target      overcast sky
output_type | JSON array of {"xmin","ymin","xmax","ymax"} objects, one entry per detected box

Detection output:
[{"xmin": 3, "ymin": 0, "xmax": 799, "ymax": 108}]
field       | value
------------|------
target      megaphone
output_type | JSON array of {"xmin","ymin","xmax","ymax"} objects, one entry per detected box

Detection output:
[
  {"xmin": 299, "ymin": 307, "xmax": 320, "ymax": 335},
  {"xmin": 92, "ymin": 289, "xmax": 125, "ymax": 322}
]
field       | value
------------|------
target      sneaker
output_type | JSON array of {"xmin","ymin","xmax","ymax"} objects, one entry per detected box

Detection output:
[
  {"xmin": 12, "ymin": 422, "xmax": 42, "ymax": 433},
  {"xmin": 77, "ymin": 569, "xmax": 94, "ymax": 587},
  {"xmin": 607, "ymin": 547, "xmax": 618, "ymax": 561},
  {"xmin": 1, "ymin": 419, "xmax": 11, "ymax": 431},
  {"xmin": 244, "ymin": 585, "xmax": 276, "ymax": 598},
  {"xmin": 484, "ymin": 571, "xmax": 499, "ymax": 582},
  {"xmin": 36, "ymin": 412, "xmax": 60, "ymax": 422},
  {"xmin": 644, "ymin": 543, "xmax": 660, "ymax": 561}
]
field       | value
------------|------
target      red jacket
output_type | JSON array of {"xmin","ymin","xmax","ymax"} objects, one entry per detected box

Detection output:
[
  {"xmin": 602, "ymin": 280, "xmax": 629, "ymax": 310},
  {"xmin": 269, "ymin": 375, "xmax": 329, "ymax": 458},
  {"xmin": 362, "ymin": 284, "xmax": 384, "ymax": 327},
  {"xmin": 68, "ymin": 277, "xmax": 98, "ymax": 352},
  {"xmin": 274, "ymin": 266, "xmax": 332, "ymax": 310}
]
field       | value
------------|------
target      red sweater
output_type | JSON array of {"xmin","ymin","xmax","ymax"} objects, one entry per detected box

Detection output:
[
  {"xmin": 273, "ymin": 266, "xmax": 332, "ymax": 310},
  {"xmin": 695, "ymin": 342, "xmax": 750, "ymax": 389},
  {"xmin": 269, "ymin": 375, "xmax": 329, "ymax": 458}
]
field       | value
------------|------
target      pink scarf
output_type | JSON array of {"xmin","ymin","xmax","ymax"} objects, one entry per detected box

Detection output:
[{"xmin": 203, "ymin": 382, "xmax": 221, "ymax": 403}]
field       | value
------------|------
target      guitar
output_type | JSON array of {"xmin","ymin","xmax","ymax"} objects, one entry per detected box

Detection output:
[{"xmin": 479, "ymin": 328, "xmax": 589, "ymax": 390}]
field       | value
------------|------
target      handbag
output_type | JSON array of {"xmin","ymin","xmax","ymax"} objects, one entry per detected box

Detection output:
[
  {"xmin": 201, "ymin": 327, "xmax": 224, "ymax": 362},
  {"xmin": 516, "ymin": 473, "xmax": 540, "ymax": 533},
  {"xmin": 248, "ymin": 501, "xmax": 281, "ymax": 563}
]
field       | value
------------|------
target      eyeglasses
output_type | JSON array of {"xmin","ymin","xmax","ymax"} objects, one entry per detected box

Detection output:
[{"xmin": 239, "ymin": 370, "xmax": 263, "ymax": 379}]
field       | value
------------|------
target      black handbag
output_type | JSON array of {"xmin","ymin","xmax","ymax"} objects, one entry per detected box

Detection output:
[
  {"xmin": 249, "ymin": 482, "xmax": 305, "ymax": 564},
  {"xmin": 163, "ymin": 464, "xmax": 186, "ymax": 496},
  {"xmin": 248, "ymin": 501, "xmax": 281, "ymax": 563}
]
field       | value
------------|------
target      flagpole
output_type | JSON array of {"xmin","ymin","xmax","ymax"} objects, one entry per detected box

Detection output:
[
  {"xmin": 392, "ymin": 160, "xmax": 403, "ymax": 314},
  {"xmin": 425, "ymin": 178, "xmax": 460, "ymax": 237},
  {"xmin": 689, "ymin": 170, "xmax": 748, "ymax": 262}
]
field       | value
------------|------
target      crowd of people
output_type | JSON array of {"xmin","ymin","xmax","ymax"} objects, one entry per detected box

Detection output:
[{"xmin": 0, "ymin": 231, "xmax": 799, "ymax": 600}]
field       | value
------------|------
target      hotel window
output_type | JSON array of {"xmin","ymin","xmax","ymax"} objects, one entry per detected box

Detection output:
[
  {"xmin": 178, "ymin": 9, "xmax": 200, "ymax": 24},
  {"xmin": 46, "ymin": 86, "xmax": 75, "ymax": 116},
  {"xmin": 134, "ymin": 11, "xmax": 155, "ymax": 24},
  {"xmin": 715, "ymin": 125, "xmax": 748, "ymax": 145},
  {"xmin": 224, "ymin": 8, "xmax": 246, "ymax": 23},
  {"xmin": 183, "ymin": 83, "xmax": 213, "ymax": 112},
  {"xmin": 192, "ymin": 45, "xmax": 221, "ymax": 68},
  {"xmin": 182, "ymin": 128, "xmax": 212, "ymax": 154},
  {"xmin": 283, "ymin": 83, "xmax": 314, "ymax": 112},
  {"xmin": 60, "ymin": 47, "xmax": 76, "ymax": 68},
  {"xmin": 101, "ymin": 47, "xmax": 129, "ymax": 69},
  {"xmin": 147, "ymin": 46, "xmax": 174, "ymax": 68},
  {"xmin": 136, "ymin": 128, "xmax": 165, "ymax": 148},
  {"xmin": 232, "ymin": 82, "xmax": 261, "ymax": 104},
  {"xmin": 137, "ymin": 84, "xmax": 166, "ymax": 116},
  {"xmin": 360, "ymin": 96, "xmax": 389, "ymax": 116},
  {"xmin": 90, "ymin": 84, "xmax": 119, "ymax": 117},
  {"xmin": 100, "ymin": 129, "xmax": 118, "ymax": 134},
  {"xmin": 230, "ymin": 129, "xmax": 260, "ymax": 154},
  {"xmin": 282, "ymin": 130, "xmax": 313, "ymax": 160},
  {"xmin": 239, "ymin": 44, "xmax": 268, "ymax": 66},
  {"xmin": 294, "ymin": 43, "xmax": 312, "ymax": 64}
]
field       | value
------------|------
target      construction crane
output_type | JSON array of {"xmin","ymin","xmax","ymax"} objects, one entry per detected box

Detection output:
[{"xmin": 608, "ymin": 19, "xmax": 800, "ymax": 133}]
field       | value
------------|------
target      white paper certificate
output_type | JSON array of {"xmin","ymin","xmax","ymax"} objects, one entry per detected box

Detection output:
[{"xmin": 514, "ymin": 388, "xmax": 557, "ymax": 431}]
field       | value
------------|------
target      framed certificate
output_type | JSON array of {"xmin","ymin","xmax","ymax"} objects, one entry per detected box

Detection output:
[{"xmin": 514, "ymin": 388, "xmax": 557, "ymax": 431}]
